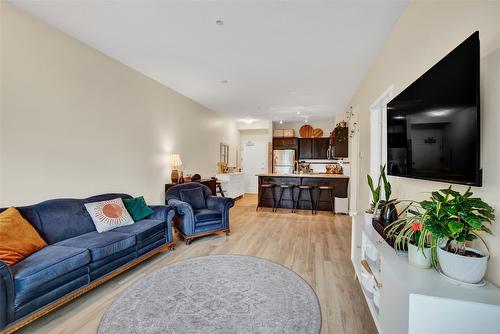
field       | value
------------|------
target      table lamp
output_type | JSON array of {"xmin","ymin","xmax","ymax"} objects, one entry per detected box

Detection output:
[{"xmin": 169, "ymin": 154, "xmax": 182, "ymax": 183}]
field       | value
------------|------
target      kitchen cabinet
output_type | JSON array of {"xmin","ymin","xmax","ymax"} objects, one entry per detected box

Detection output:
[
  {"xmin": 298, "ymin": 138, "xmax": 313, "ymax": 159},
  {"xmin": 312, "ymin": 138, "xmax": 330, "ymax": 159},
  {"xmin": 273, "ymin": 137, "xmax": 298, "ymax": 149},
  {"xmin": 298, "ymin": 138, "xmax": 329, "ymax": 160},
  {"xmin": 333, "ymin": 127, "xmax": 349, "ymax": 158}
]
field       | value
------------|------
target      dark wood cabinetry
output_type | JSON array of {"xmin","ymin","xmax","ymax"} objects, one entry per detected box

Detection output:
[
  {"xmin": 298, "ymin": 138, "xmax": 313, "ymax": 159},
  {"xmin": 298, "ymin": 138, "xmax": 329, "ymax": 160},
  {"xmin": 273, "ymin": 137, "xmax": 298, "ymax": 149},
  {"xmin": 333, "ymin": 127, "xmax": 349, "ymax": 158},
  {"xmin": 312, "ymin": 138, "xmax": 330, "ymax": 159}
]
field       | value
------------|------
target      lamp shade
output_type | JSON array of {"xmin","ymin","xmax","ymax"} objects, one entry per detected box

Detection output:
[{"xmin": 169, "ymin": 154, "xmax": 182, "ymax": 168}]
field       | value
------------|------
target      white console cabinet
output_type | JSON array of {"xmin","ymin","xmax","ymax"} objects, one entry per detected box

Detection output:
[
  {"xmin": 351, "ymin": 215, "xmax": 500, "ymax": 334},
  {"xmin": 216, "ymin": 173, "xmax": 245, "ymax": 199}
]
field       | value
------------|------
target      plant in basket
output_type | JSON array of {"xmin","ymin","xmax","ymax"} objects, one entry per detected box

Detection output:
[{"xmin": 420, "ymin": 186, "xmax": 495, "ymax": 284}]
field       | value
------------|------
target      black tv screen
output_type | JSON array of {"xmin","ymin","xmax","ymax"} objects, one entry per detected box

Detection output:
[{"xmin": 387, "ymin": 31, "xmax": 481, "ymax": 186}]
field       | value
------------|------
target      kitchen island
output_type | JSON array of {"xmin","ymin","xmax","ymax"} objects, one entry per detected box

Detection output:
[{"xmin": 256, "ymin": 173, "xmax": 349, "ymax": 212}]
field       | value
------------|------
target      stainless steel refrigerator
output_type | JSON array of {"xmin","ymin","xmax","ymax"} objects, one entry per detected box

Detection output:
[{"xmin": 273, "ymin": 149, "xmax": 295, "ymax": 174}]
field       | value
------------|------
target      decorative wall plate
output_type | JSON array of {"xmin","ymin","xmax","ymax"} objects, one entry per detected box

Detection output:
[
  {"xmin": 312, "ymin": 128, "xmax": 323, "ymax": 138},
  {"xmin": 299, "ymin": 125, "xmax": 314, "ymax": 138}
]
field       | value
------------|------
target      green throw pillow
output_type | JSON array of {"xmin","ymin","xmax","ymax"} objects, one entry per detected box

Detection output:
[{"xmin": 123, "ymin": 196, "xmax": 154, "ymax": 222}]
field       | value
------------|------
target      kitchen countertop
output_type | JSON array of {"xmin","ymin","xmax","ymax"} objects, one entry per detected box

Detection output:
[
  {"xmin": 216, "ymin": 172, "xmax": 244, "ymax": 175},
  {"xmin": 256, "ymin": 173, "xmax": 349, "ymax": 178}
]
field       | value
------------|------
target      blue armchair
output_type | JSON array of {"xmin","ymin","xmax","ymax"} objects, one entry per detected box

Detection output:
[{"xmin": 166, "ymin": 183, "xmax": 234, "ymax": 245}]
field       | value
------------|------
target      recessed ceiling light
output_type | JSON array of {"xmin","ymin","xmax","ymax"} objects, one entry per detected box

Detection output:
[
  {"xmin": 220, "ymin": 79, "xmax": 228, "ymax": 84},
  {"xmin": 305, "ymin": 119, "xmax": 309, "ymax": 123},
  {"xmin": 240, "ymin": 118, "xmax": 256, "ymax": 124},
  {"xmin": 297, "ymin": 111, "xmax": 301, "ymax": 115},
  {"xmin": 216, "ymin": 19, "xmax": 224, "ymax": 26},
  {"xmin": 279, "ymin": 120, "xmax": 283, "ymax": 124}
]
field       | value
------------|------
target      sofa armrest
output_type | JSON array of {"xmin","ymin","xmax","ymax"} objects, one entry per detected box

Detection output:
[
  {"xmin": 149, "ymin": 205, "xmax": 175, "ymax": 243},
  {"xmin": 148, "ymin": 205, "xmax": 175, "ymax": 223},
  {"xmin": 0, "ymin": 260, "xmax": 15, "ymax": 329},
  {"xmin": 206, "ymin": 196, "xmax": 235, "ymax": 213},
  {"xmin": 167, "ymin": 198, "xmax": 196, "ymax": 236},
  {"xmin": 167, "ymin": 199, "xmax": 194, "ymax": 217}
]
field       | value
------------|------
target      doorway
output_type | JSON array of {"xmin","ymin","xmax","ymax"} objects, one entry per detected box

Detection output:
[{"xmin": 240, "ymin": 130, "xmax": 268, "ymax": 193}]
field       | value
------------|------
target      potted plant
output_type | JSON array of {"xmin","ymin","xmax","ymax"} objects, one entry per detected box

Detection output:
[
  {"xmin": 366, "ymin": 172, "xmax": 381, "ymax": 225},
  {"xmin": 421, "ymin": 187, "xmax": 495, "ymax": 283},
  {"xmin": 378, "ymin": 165, "xmax": 398, "ymax": 225},
  {"xmin": 386, "ymin": 205, "xmax": 433, "ymax": 268},
  {"xmin": 366, "ymin": 165, "xmax": 398, "ymax": 225}
]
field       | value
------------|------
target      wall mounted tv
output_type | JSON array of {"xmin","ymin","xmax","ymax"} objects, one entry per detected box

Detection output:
[{"xmin": 387, "ymin": 31, "xmax": 481, "ymax": 186}]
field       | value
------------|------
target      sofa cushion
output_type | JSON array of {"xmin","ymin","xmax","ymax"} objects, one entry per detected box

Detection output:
[
  {"xmin": 0, "ymin": 207, "xmax": 47, "ymax": 266},
  {"xmin": 56, "ymin": 231, "xmax": 135, "ymax": 261},
  {"xmin": 113, "ymin": 219, "xmax": 165, "ymax": 246},
  {"xmin": 193, "ymin": 209, "xmax": 222, "ymax": 223},
  {"xmin": 123, "ymin": 197, "xmax": 154, "ymax": 222},
  {"xmin": 15, "ymin": 267, "xmax": 88, "ymax": 308},
  {"xmin": 84, "ymin": 198, "xmax": 134, "ymax": 233},
  {"xmin": 28, "ymin": 199, "xmax": 96, "ymax": 244},
  {"xmin": 15, "ymin": 275, "xmax": 89, "ymax": 320},
  {"xmin": 11, "ymin": 245, "xmax": 90, "ymax": 294},
  {"xmin": 179, "ymin": 187, "xmax": 206, "ymax": 210}
]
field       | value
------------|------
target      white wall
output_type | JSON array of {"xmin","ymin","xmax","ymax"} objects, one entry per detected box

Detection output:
[
  {"xmin": 0, "ymin": 2, "xmax": 240, "ymax": 206},
  {"xmin": 347, "ymin": 1, "xmax": 500, "ymax": 286}
]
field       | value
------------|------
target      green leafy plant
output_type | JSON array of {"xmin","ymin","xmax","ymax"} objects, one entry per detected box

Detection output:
[
  {"xmin": 366, "ymin": 164, "xmax": 395, "ymax": 215},
  {"xmin": 420, "ymin": 186, "xmax": 495, "ymax": 257},
  {"xmin": 386, "ymin": 204, "xmax": 432, "ymax": 253},
  {"xmin": 366, "ymin": 173, "xmax": 381, "ymax": 214},
  {"xmin": 380, "ymin": 164, "xmax": 391, "ymax": 202}
]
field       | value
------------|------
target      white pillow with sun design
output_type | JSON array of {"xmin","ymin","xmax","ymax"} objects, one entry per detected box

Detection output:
[{"xmin": 84, "ymin": 198, "xmax": 134, "ymax": 233}]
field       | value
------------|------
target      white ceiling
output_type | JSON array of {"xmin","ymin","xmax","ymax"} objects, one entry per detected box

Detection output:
[{"xmin": 11, "ymin": 0, "xmax": 407, "ymax": 123}]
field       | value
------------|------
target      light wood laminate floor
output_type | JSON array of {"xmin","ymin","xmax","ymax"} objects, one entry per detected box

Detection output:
[{"xmin": 17, "ymin": 194, "xmax": 376, "ymax": 334}]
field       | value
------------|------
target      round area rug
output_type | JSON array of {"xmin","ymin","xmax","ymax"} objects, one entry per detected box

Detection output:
[{"xmin": 98, "ymin": 255, "xmax": 321, "ymax": 334}]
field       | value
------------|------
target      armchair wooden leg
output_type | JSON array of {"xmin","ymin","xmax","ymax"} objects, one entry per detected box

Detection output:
[
  {"xmin": 226, "ymin": 230, "xmax": 231, "ymax": 236},
  {"xmin": 185, "ymin": 238, "xmax": 193, "ymax": 245}
]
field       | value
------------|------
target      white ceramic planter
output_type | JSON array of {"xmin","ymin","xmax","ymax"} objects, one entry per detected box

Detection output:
[
  {"xmin": 408, "ymin": 243, "xmax": 431, "ymax": 269},
  {"xmin": 437, "ymin": 246, "xmax": 488, "ymax": 284},
  {"xmin": 364, "ymin": 212, "xmax": 373, "ymax": 226}
]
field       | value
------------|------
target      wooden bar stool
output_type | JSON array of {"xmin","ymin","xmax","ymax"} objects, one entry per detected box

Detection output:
[
  {"xmin": 294, "ymin": 185, "xmax": 315, "ymax": 214},
  {"xmin": 315, "ymin": 185, "xmax": 335, "ymax": 215},
  {"xmin": 275, "ymin": 184, "xmax": 295, "ymax": 213},
  {"xmin": 256, "ymin": 183, "xmax": 275, "ymax": 211}
]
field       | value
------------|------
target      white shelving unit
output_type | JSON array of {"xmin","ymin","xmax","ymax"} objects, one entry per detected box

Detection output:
[
  {"xmin": 351, "ymin": 214, "xmax": 500, "ymax": 334},
  {"xmin": 215, "ymin": 172, "xmax": 245, "ymax": 199}
]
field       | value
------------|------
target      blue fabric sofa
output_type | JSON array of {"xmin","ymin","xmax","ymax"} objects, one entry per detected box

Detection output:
[
  {"xmin": 166, "ymin": 183, "xmax": 234, "ymax": 245},
  {"xmin": 0, "ymin": 193, "xmax": 174, "ymax": 332}
]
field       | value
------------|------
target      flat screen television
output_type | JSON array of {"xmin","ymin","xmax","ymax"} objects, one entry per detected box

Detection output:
[{"xmin": 387, "ymin": 31, "xmax": 481, "ymax": 186}]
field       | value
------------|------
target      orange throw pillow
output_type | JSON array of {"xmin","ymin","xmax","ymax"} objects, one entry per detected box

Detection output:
[{"xmin": 0, "ymin": 207, "xmax": 47, "ymax": 266}]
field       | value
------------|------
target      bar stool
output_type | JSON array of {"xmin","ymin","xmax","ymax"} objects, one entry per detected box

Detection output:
[
  {"xmin": 275, "ymin": 184, "xmax": 295, "ymax": 213},
  {"xmin": 315, "ymin": 185, "xmax": 335, "ymax": 215},
  {"xmin": 256, "ymin": 183, "xmax": 275, "ymax": 211},
  {"xmin": 294, "ymin": 185, "xmax": 315, "ymax": 214},
  {"xmin": 216, "ymin": 180, "xmax": 226, "ymax": 197}
]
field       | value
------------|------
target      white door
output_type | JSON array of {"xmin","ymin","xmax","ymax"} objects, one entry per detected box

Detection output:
[{"xmin": 241, "ymin": 137, "xmax": 268, "ymax": 193}]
